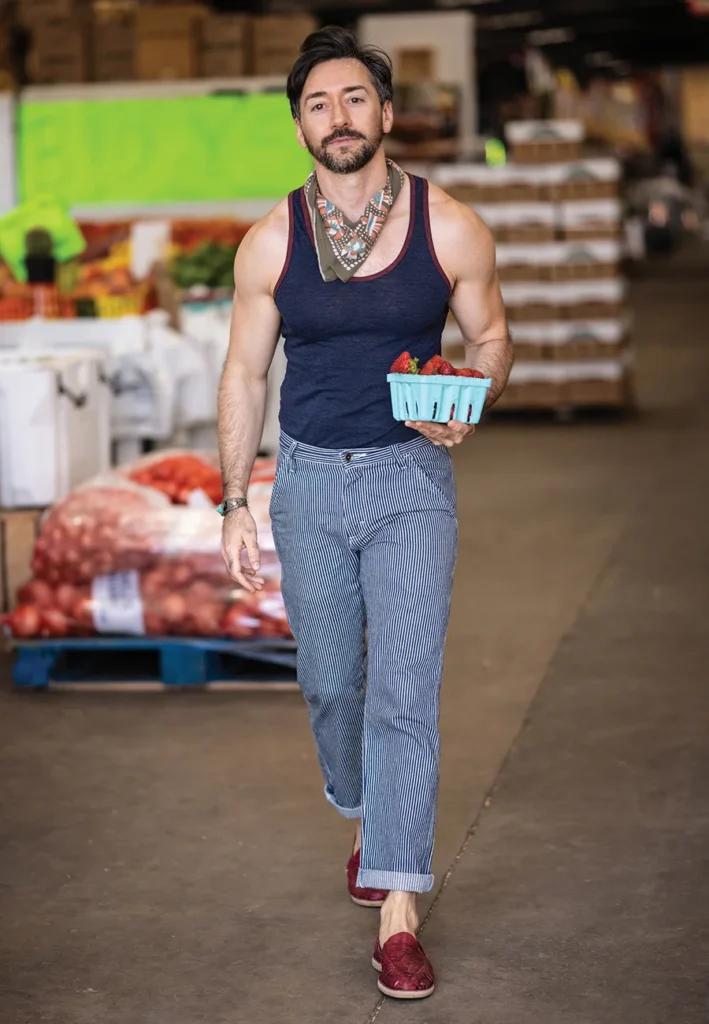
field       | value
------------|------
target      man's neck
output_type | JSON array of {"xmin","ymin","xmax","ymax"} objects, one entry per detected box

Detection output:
[{"xmin": 315, "ymin": 150, "xmax": 389, "ymax": 223}]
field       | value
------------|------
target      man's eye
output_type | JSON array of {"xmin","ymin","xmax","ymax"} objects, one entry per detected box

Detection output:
[{"xmin": 312, "ymin": 103, "xmax": 325, "ymax": 112}]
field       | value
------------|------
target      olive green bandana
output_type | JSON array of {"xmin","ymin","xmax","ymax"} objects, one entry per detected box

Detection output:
[{"xmin": 304, "ymin": 159, "xmax": 405, "ymax": 283}]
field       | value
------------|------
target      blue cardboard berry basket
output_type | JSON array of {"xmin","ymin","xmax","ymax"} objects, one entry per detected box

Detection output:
[{"xmin": 387, "ymin": 374, "xmax": 491, "ymax": 425}]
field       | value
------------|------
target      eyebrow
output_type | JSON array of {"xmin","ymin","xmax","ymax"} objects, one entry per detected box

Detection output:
[{"xmin": 303, "ymin": 85, "xmax": 368, "ymax": 104}]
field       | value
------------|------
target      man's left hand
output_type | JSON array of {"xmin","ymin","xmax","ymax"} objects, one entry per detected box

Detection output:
[{"xmin": 405, "ymin": 420, "xmax": 475, "ymax": 447}]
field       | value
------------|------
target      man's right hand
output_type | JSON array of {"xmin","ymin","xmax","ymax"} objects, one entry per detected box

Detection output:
[{"xmin": 222, "ymin": 508, "xmax": 265, "ymax": 593}]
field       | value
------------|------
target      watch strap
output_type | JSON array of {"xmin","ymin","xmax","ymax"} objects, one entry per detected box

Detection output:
[{"xmin": 217, "ymin": 496, "xmax": 248, "ymax": 516}]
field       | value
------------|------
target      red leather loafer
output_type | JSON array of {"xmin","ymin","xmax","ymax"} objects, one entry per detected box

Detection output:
[
  {"xmin": 373, "ymin": 932, "xmax": 435, "ymax": 999},
  {"xmin": 347, "ymin": 849, "xmax": 388, "ymax": 908}
]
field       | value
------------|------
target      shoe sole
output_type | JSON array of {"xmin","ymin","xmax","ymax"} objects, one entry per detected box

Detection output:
[
  {"xmin": 351, "ymin": 895, "xmax": 386, "ymax": 908},
  {"xmin": 372, "ymin": 957, "xmax": 382, "ymax": 972},
  {"xmin": 377, "ymin": 980, "xmax": 435, "ymax": 1000}
]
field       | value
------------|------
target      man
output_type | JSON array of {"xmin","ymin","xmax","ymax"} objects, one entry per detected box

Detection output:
[{"xmin": 218, "ymin": 26, "xmax": 512, "ymax": 1000}]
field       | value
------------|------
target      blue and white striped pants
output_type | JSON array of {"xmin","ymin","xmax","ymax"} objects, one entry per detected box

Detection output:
[{"xmin": 270, "ymin": 432, "xmax": 458, "ymax": 893}]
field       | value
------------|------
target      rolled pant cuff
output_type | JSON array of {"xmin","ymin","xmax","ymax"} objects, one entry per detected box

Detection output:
[
  {"xmin": 357, "ymin": 869, "xmax": 434, "ymax": 894},
  {"xmin": 324, "ymin": 787, "xmax": 362, "ymax": 819}
]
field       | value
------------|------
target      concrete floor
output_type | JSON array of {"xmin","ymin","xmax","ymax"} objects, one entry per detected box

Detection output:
[{"xmin": 1, "ymin": 255, "xmax": 708, "ymax": 1023}]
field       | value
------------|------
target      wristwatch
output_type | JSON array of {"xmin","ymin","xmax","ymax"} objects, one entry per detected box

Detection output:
[{"xmin": 216, "ymin": 496, "xmax": 248, "ymax": 517}]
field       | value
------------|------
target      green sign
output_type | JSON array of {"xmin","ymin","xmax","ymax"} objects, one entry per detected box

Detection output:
[{"xmin": 18, "ymin": 93, "xmax": 312, "ymax": 206}]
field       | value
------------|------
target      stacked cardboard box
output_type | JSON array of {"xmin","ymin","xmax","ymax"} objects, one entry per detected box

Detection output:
[
  {"xmin": 0, "ymin": 23, "xmax": 12, "ymax": 88},
  {"xmin": 435, "ymin": 120, "xmax": 633, "ymax": 412},
  {"xmin": 441, "ymin": 157, "xmax": 620, "ymax": 207},
  {"xmin": 495, "ymin": 240, "xmax": 621, "ymax": 283},
  {"xmin": 21, "ymin": 0, "xmax": 91, "ymax": 83},
  {"xmin": 135, "ymin": 3, "xmax": 205, "ymax": 80},
  {"xmin": 200, "ymin": 13, "xmax": 248, "ymax": 79},
  {"xmin": 251, "ymin": 14, "xmax": 316, "ymax": 76},
  {"xmin": 0, "ymin": 508, "xmax": 44, "ymax": 615},
  {"xmin": 18, "ymin": 5, "xmax": 318, "ymax": 82},
  {"xmin": 0, "ymin": 2, "xmax": 12, "ymax": 71},
  {"xmin": 92, "ymin": 1, "xmax": 135, "ymax": 81},
  {"xmin": 506, "ymin": 119, "xmax": 584, "ymax": 164}
]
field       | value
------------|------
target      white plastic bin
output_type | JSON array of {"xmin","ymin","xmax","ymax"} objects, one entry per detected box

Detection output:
[{"xmin": 0, "ymin": 349, "xmax": 111, "ymax": 508}]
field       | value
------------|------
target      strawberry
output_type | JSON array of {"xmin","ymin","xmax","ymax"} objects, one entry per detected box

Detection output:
[
  {"xmin": 420, "ymin": 357, "xmax": 442, "ymax": 375},
  {"xmin": 457, "ymin": 368, "xmax": 486, "ymax": 378},
  {"xmin": 390, "ymin": 351, "xmax": 419, "ymax": 374},
  {"xmin": 438, "ymin": 361, "xmax": 456, "ymax": 376}
]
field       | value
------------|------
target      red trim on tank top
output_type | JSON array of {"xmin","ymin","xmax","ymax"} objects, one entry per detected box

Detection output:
[
  {"xmin": 274, "ymin": 192, "xmax": 295, "ymax": 298},
  {"xmin": 298, "ymin": 175, "xmax": 416, "ymax": 283},
  {"xmin": 422, "ymin": 178, "xmax": 453, "ymax": 294},
  {"xmin": 300, "ymin": 187, "xmax": 315, "ymax": 247},
  {"xmin": 352, "ymin": 175, "xmax": 416, "ymax": 282}
]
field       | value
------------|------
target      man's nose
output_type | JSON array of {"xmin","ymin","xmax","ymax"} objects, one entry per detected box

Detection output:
[{"xmin": 330, "ymin": 100, "xmax": 352, "ymax": 128}]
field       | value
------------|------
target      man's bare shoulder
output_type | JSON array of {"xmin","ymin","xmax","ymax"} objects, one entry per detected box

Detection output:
[
  {"xmin": 234, "ymin": 198, "xmax": 290, "ymax": 293},
  {"xmin": 237, "ymin": 199, "xmax": 290, "ymax": 259},
  {"xmin": 427, "ymin": 181, "xmax": 494, "ymax": 247},
  {"xmin": 426, "ymin": 180, "xmax": 496, "ymax": 281}
]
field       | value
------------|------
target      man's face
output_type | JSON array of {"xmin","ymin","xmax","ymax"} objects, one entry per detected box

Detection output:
[{"xmin": 296, "ymin": 58, "xmax": 393, "ymax": 175}]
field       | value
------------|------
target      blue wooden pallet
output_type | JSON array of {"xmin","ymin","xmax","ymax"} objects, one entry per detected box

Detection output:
[{"xmin": 11, "ymin": 636, "xmax": 298, "ymax": 689}]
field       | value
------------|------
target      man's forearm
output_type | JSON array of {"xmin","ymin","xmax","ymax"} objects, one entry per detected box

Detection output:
[
  {"xmin": 217, "ymin": 361, "xmax": 268, "ymax": 497},
  {"xmin": 467, "ymin": 334, "xmax": 514, "ymax": 408}
]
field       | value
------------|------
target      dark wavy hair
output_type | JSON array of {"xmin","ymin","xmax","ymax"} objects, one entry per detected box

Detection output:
[{"xmin": 287, "ymin": 26, "xmax": 394, "ymax": 120}]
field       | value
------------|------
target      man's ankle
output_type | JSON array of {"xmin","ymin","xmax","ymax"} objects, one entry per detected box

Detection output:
[{"xmin": 379, "ymin": 891, "xmax": 418, "ymax": 944}]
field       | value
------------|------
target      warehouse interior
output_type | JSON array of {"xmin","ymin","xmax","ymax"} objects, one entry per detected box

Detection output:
[{"xmin": 1, "ymin": 0, "xmax": 708, "ymax": 1020}]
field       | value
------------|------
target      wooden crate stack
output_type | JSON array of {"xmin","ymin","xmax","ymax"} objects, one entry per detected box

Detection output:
[
  {"xmin": 436, "ymin": 119, "xmax": 633, "ymax": 413},
  {"xmin": 18, "ymin": 3, "xmax": 317, "ymax": 84}
]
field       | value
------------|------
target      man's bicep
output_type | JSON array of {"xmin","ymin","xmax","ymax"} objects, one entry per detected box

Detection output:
[
  {"xmin": 446, "ymin": 211, "xmax": 506, "ymax": 344},
  {"xmin": 227, "ymin": 238, "xmax": 282, "ymax": 379},
  {"xmin": 449, "ymin": 274, "xmax": 507, "ymax": 346},
  {"xmin": 228, "ymin": 288, "xmax": 282, "ymax": 379}
]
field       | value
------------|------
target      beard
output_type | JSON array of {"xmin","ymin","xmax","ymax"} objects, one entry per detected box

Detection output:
[{"xmin": 303, "ymin": 123, "xmax": 385, "ymax": 174}]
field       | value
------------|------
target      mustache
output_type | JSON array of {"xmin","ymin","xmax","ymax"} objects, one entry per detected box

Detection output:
[{"xmin": 321, "ymin": 128, "xmax": 367, "ymax": 147}]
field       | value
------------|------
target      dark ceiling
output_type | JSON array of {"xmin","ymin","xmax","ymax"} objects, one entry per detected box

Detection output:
[{"xmin": 301, "ymin": 0, "xmax": 709, "ymax": 72}]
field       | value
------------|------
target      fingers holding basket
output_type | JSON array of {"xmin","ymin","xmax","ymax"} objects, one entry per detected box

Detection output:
[{"xmin": 406, "ymin": 421, "xmax": 475, "ymax": 447}]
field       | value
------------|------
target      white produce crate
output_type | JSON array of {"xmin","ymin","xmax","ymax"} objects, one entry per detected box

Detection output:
[
  {"xmin": 505, "ymin": 119, "xmax": 585, "ymax": 144},
  {"xmin": 0, "ymin": 316, "xmax": 146, "ymax": 352},
  {"xmin": 495, "ymin": 239, "xmax": 621, "ymax": 267},
  {"xmin": 558, "ymin": 199, "xmax": 623, "ymax": 230},
  {"xmin": 0, "ymin": 349, "xmax": 111, "ymax": 508},
  {"xmin": 510, "ymin": 318, "xmax": 631, "ymax": 345},
  {"xmin": 180, "ymin": 301, "xmax": 285, "ymax": 456},
  {"xmin": 509, "ymin": 354, "xmax": 632, "ymax": 384},
  {"xmin": 472, "ymin": 202, "xmax": 556, "ymax": 228},
  {"xmin": 433, "ymin": 157, "xmax": 619, "ymax": 189},
  {"xmin": 501, "ymin": 278, "xmax": 626, "ymax": 306},
  {"xmin": 0, "ymin": 312, "xmax": 215, "ymax": 442}
]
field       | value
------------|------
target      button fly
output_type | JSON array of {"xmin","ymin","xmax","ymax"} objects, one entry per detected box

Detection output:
[{"xmin": 344, "ymin": 453, "xmax": 353, "ymax": 462}]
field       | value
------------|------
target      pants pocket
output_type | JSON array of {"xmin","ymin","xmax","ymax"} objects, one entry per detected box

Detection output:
[
  {"xmin": 268, "ymin": 460, "xmax": 287, "ymax": 519},
  {"xmin": 407, "ymin": 447, "xmax": 457, "ymax": 517}
]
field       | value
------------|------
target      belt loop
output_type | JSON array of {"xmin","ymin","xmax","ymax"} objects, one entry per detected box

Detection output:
[
  {"xmin": 393, "ymin": 443, "xmax": 408, "ymax": 468},
  {"xmin": 286, "ymin": 437, "xmax": 298, "ymax": 474}
]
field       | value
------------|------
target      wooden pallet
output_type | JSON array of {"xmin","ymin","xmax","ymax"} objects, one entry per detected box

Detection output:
[{"xmin": 10, "ymin": 635, "xmax": 298, "ymax": 690}]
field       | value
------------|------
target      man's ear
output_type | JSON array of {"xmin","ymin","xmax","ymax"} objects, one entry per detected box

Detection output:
[
  {"xmin": 295, "ymin": 117, "xmax": 307, "ymax": 150},
  {"xmin": 382, "ymin": 100, "xmax": 394, "ymax": 136}
]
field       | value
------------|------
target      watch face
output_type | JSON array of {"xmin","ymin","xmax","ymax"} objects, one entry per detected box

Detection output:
[{"xmin": 217, "ymin": 499, "xmax": 246, "ymax": 516}]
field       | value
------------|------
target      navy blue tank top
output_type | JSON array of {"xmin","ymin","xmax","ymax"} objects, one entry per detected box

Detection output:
[{"xmin": 274, "ymin": 174, "xmax": 451, "ymax": 449}]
